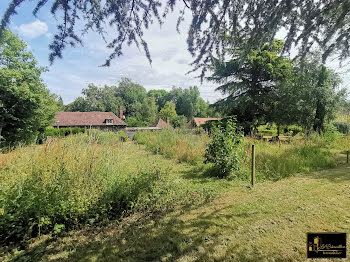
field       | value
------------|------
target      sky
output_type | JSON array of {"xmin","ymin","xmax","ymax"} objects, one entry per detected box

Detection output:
[
  {"xmin": 1, "ymin": 1, "xmax": 350, "ymax": 105},
  {"xmin": 1, "ymin": 1, "xmax": 226, "ymax": 105}
]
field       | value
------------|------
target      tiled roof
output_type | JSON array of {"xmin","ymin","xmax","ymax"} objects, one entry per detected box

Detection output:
[
  {"xmin": 51, "ymin": 112, "xmax": 127, "ymax": 127},
  {"xmin": 191, "ymin": 117, "xmax": 222, "ymax": 127},
  {"xmin": 151, "ymin": 118, "xmax": 168, "ymax": 128}
]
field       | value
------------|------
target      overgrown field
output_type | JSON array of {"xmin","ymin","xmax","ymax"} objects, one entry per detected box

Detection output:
[
  {"xmin": 0, "ymin": 131, "xmax": 231, "ymax": 245},
  {"xmin": 3, "ymin": 161, "xmax": 350, "ymax": 261},
  {"xmin": 134, "ymin": 130, "xmax": 343, "ymax": 181},
  {"xmin": 244, "ymin": 138, "xmax": 338, "ymax": 181},
  {"xmin": 1, "ymin": 129, "xmax": 349, "ymax": 260},
  {"xmin": 133, "ymin": 129, "xmax": 209, "ymax": 164}
]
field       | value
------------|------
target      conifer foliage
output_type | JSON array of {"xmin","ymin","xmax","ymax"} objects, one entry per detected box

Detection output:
[{"xmin": 2, "ymin": 1, "xmax": 350, "ymax": 73}]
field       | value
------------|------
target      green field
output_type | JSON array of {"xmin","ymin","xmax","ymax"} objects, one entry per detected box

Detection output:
[{"xmin": 1, "ymin": 131, "xmax": 350, "ymax": 261}]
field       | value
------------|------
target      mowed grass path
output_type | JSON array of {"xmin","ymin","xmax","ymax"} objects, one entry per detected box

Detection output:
[{"xmin": 3, "ymin": 146, "xmax": 350, "ymax": 261}]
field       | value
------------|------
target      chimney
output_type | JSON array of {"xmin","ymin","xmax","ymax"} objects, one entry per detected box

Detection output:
[
  {"xmin": 167, "ymin": 117, "xmax": 170, "ymax": 128},
  {"xmin": 120, "ymin": 106, "xmax": 123, "ymax": 119}
]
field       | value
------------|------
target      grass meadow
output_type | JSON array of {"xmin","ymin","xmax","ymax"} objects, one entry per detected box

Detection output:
[
  {"xmin": 1, "ymin": 129, "xmax": 350, "ymax": 261},
  {"xmin": 133, "ymin": 129, "xmax": 209, "ymax": 164},
  {"xmin": 0, "ymin": 131, "xmax": 231, "ymax": 246}
]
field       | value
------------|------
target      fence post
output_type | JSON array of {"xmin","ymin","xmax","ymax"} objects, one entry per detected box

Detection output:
[{"xmin": 251, "ymin": 144, "xmax": 255, "ymax": 187}]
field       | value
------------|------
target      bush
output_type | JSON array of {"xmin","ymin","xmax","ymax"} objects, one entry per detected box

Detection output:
[
  {"xmin": 44, "ymin": 126, "xmax": 86, "ymax": 137},
  {"xmin": 283, "ymin": 125, "xmax": 302, "ymax": 136},
  {"xmin": 172, "ymin": 115, "xmax": 187, "ymax": 128},
  {"xmin": 257, "ymin": 124, "xmax": 277, "ymax": 136},
  {"xmin": 333, "ymin": 122, "xmax": 350, "ymax": 135},
  {"xmin": 322, "ymin": 124, "xmax": 342, "ymax": 142},
  {"xmin": 117, "ymin": 131, "xmax": 129, "ymax": 142},
  {"xmin": 125, "ymin": 117, "xmax": 146, "ymax": 127},
  {"xmin": 85, "ymin": 129, "xmax": 128, "ymax": 144},
  {"xmin": 204, "ymin": 118, "xmax": 246, "ymax": 178}
]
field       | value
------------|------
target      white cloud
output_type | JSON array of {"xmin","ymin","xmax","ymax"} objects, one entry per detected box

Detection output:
[
  {"xmin": 17, "ymin": 20, "xmax": 48, "ymax": 38},
  {"xmin": 39, "ymin": 4, "xmax": 225, "ymax": 104}
]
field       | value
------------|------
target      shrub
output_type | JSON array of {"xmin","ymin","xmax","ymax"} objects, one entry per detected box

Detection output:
[
  {"xmin": 117, "ymin": 131, "xmax": 129, "ymax": 142},
  {"xmin": 204, "ymin": 118, "xmax": 246, "ymax": 178},
  {"xmin": 44, "ymin": 126, "xmax": 85, "ymax": 137},
  {"xmin": 283, "ymin": 125, "xmax": 302, "ymax": 136},
  {"xmin": 85, "ymin": 129, "xmax": 128, "ymax": 144},
  {"xmin": 322, "ymin": 124, "xmax": 342, "ymax": 142},
  {"xmin": 333, "ymin": 122, "xmax": 350, "ymax": 135},
  {"xmin": 172, "ymin": 115, "xmax": 187, "ymax": 128}
]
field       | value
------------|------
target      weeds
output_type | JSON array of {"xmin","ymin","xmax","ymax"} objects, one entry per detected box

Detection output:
[
  {"xmin": 244, "ymin": 138, "xmax": 337, "ymax": 181},
  {"xmin": 133, "ymin": 129, "xmax": 208, "ymax": 164},
  {"xmin": 0, "ymin": 132, "xmax": 213, "ymax": 245},
  {"xmin": 135, "ymin": 129, "xmax": 340, "ymax": 181}
]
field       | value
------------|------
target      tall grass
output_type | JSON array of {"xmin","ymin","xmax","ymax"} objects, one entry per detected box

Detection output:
[
  {"xmin": 0, "ymin": 131, "xmax": 212, "ymax": 245},
  {"xmin": 134, "ymin": 129, "xmax": 339, "ymax": 181},
  {"xmin": 133, "ymin": 129, "xmax": 209, "ymax": 164},
  {"xmin": 243, "ymin": 138, "xmax": 337, "ymax": 181},
  {"xmin": 1, "ymin": 128, "xmax": 345, "ymax": 245}
]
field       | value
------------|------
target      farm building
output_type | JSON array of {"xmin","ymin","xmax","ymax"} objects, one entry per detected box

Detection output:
[
  {"xmin": 151, "ymin": 118, "xmax": 169, "ymax": 128},
  {"xmin": 51, "ymin": 111, "xmax": 127, "ymax": 131},
  {"xmin": 186, "ymin": 117, "xmax": 222, "ymax": 128}
]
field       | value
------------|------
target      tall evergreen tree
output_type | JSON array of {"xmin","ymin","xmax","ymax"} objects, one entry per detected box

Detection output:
[{"xmin": 209, "ymin": 40, "xmax": 292, "ymax": 132}]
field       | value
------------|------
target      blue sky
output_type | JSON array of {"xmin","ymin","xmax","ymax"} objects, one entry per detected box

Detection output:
[
  {"xmin": 1, "ymin": 1, "xmax": 225, "ymax": 104},
  {"xmin": 1, "ymin": 1, "xmax": 349, "ymax": 105}
]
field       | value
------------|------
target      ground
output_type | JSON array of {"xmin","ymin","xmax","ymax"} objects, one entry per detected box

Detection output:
[{"xmin": 2, "ymin": 144, "xmax": 350, "ymax": 262}]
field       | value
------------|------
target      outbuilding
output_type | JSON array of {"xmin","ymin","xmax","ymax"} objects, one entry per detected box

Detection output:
[{"xmin": 51, "ymin": 111, "xmax": 127, "ymax": 131}]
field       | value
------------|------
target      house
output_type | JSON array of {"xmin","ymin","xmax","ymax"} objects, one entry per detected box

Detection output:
[
  {"xmin": 151, "ymin": 118, "xmax": 169, "ymax": 128},
  {"xmin": 51, "ymin": 111, "xmax": 127, "ymax": 131},
  {"xmin": 187, "ymin": 117, "xmax": 222, "ymax": 128}
]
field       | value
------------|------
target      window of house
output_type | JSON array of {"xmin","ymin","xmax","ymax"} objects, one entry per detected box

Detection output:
[{"xmin": 105, "ymin": 119, "xmax": 113, "ymax": 124}]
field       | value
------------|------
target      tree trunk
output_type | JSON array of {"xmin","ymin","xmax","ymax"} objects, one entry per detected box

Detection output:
[
  {"xmin": 313, "ymin": 66, "xmax": 327, "ymax": 134},
  {"xmin": 313, "ymin": 99, "xmax": 325, "ymax": 133}
]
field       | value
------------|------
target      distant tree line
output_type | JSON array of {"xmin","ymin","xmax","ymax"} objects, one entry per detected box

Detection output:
[{"xmin": 64, "ymin": 79, "xmax": 220, "ymax": 127}]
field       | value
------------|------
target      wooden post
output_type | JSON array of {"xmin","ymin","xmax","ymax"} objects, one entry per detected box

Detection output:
[
  {"xmin": 347, "ymin": 150, "xmax": 349, "ymax": 164},
  {"xmin": 251, "ymin": 144, "xmax": 255, "ymax": 187}
]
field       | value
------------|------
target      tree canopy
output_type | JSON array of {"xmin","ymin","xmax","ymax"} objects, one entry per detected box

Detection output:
[
  {"xmin": 210, "ymin": 40, "xmax": 345, "ymax": 134},
  {"xmin": 272, "ymin": 54, "xmax": 345, "ymax": 133},
  {"xmin": 158, "ymin": 101, "xmax": 177, "ymax": 122},
  {"xmin": 65, "ymin": 79, "xmax": 217, "ymax": 127},
  {"xmin": 209, "ymin": 40, "xmax": 292, "ymax": 132},
  {"xmin": 0, "ymin": 30, "xmax": 59, "ymax": 147},
  {"xmin": 3, "ymin": 1, "xmax": 350, "ymax": 75}
]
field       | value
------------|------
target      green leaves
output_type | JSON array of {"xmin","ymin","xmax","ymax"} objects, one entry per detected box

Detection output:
[
  {"xmin": 0, "ymin": 30, "xmax": 58, "ymax": 147},
  {"xmin": 209, "ymin": 40, "xmax": 293, "ymax": 132},
  {"xmin": 272, "ymin": 54, "xmax": 344, "ymax": 133},
  {"xmin": 159, "ymin": 101, "xmax": 177, "ymax": 122},
  {"xmin": 204, "ymin": 118, "xmax": 246, "ymax": 178}
]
